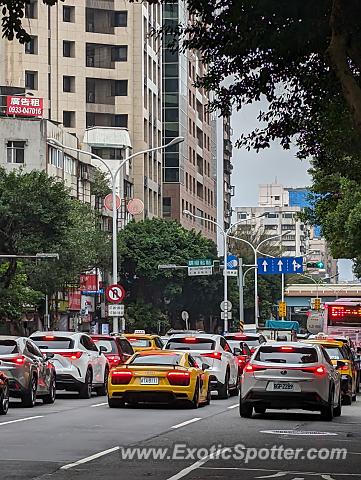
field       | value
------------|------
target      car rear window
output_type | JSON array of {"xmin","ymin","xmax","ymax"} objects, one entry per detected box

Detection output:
[
  {"xmin": 31, "ymin": 337, "xmax": 74, "ymax": 349},
  {"xmin": 165, "ymin": 338, "xmax": 216, "ymax": 350},
  {"xmin": 127, "ymin": 338, "xmax": 152, "ymax": 348},
  {"xmin": 255, "ymin": 346, "xmax": 318, "ymax": 364},
  {"xmin": 324, "ymin": 346, "xmax": 344, "ymax": 360},
  {"xmin": 130, "ymin": 354, "xmax": 183, "ymax": 365},
  {"xmin": 0, "ymin": 340, "xmax": 18, "ymax": 355},
  {"xmin": 92, "ymin": 338, "xmax": 117, "ymax": 354},
  {"xmin": 226, "ymin": 335, "xmax": 260, "ymax": 346}
]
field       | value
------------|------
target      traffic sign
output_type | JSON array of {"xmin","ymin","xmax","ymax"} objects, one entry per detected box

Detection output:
[
  {"xmin": 104, "ymin": 194, "xmax": 121, "ymax": 211},
  {"xmin": 108, "ymin": 304, "xmax": 125, "ymax": 317},
  {"xmin": 188, "ymin": 266, "xmax": 213, "ymax": 276},
  {"xmin": 226, "ymin": 255, "xmax": 238, "ymax": 277},
  {"xmin": 188, "ymin": 258, "xmax": 213, "ymax": 267},
  {"xmin": 257, "ymin": 256, "xmax": 303, "ymax": 275},
  {"xmin": 181, "ymin": 311, "xmax": 189, "ymax": 321},
  {"xmin": 221, "ymin": 311, "xmax": 232, "ymax": 320},
  {"xmin": 81, "ymin": 289, "xmax": 104, "ymax": 295},
  {"xmin": 105, "ymin": 284, "xmax": 125, "ymax": 304},
  {"xmin": 127, "ymin": 198, "xmax": 144, "ymax": 215},
  {"xmin": 220, "ymin": 300, "xmax": 232, "ymax": 312}
]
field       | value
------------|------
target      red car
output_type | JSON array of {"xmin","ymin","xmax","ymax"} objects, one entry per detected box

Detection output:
[
  {"xmin": 223, "ymin": 334, "xmax": 252, "ymax": 373},
  {"xmin": 91, "ymin": 335, "xmax": 134, "ymax": 368},
  {"xmin": 0, "ymin": 371, "xmax": 9, "ymax": 415}
]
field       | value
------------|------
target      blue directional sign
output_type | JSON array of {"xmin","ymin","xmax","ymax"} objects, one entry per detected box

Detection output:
[
  {"xmin": 226, "ymin": 255, "xmax": 238, "ymax": 270},
  {"xmin": 257, "ymin": 257, "xmax": 303, "ymax": 275}
]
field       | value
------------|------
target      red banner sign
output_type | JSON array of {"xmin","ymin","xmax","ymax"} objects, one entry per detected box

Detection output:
[
  {"xmin": 68, "ymin": 289, "xmax": 81, "ymax": 311},
  {"xmin": 80, "ymin": 274, "xmax": 98, "ymax": 292},
  {"xmin": 6, "ymin": 95, "xmax": 43, "ymax": 117}
]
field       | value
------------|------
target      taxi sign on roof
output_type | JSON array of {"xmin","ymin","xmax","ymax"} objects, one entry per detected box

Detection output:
[{"xmin": 134, "ymin": 329, "xmax": 146, "ymax": 334}]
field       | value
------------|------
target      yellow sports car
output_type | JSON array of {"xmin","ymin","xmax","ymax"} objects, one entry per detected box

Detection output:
[
  {"xmin": 108, "ymin": 350, "xmax": 211, "ymax": 408},
  {"xmin": 124, "ymin": 333, "xmax": 164, "ymax": 352}
]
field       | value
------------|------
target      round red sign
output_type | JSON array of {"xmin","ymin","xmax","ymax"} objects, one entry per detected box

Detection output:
[
  {"xmin": 104, "ymin": 194, "xmax": 121, "ymax": 211},
  {"xmin": 127, "ymin": 198, "xmax": 144, "ymax": 215}
]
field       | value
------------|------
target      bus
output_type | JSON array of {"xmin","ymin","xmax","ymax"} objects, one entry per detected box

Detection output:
[{"xmin": 324, "ymin": 299, "xmax": 361, "ymax": 349}]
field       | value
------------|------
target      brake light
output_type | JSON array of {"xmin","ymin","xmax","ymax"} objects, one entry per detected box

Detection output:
[
  {"xmin": 237, "ymin": 355, "xmax": 248, "ymax": 364},
  {"xmin": 107, "ymin": 355, "xmax": 121, "ymax": 365},
  {"xmin": 244, "ymin": 363, "xmax": 266, "ymax": 372},
  {"xmin": 44, "ymin": 336, "xmax": 55, "ymax": 340},
  {"xmin": 339, "ymin": 364, "xmax": 349, "ymax": 371},
  {"xmin": 2, "ymin": 355, "xmax": 25, "ymax": 365},
  {"xmin": 183, "ymin": 337, "xmax": 197, "ymax": 342},
  {"xmin": 201, "ymin": 352, "xmax": 222, "ymax": 361},
  {"xmin": 59, "ymin": 351, "xmax": 83, "ymax": 360},
  {"xmin": 111, "ymin": 370, "xmax": 133, "ymax": 385},
  {"xmin": 167, "ymin": 371, "xmax": 191, "ymax": 386},
  {"xmin": 280, "ymin": 346, "xmax": 294, "ymax": 351},
  {"xmin": 233, "ymin": 335, "xmax": 247, "ymax": 340},
  {"xmin": 302, "ymin": 365, "xmax": 326, "ymax": 376}
]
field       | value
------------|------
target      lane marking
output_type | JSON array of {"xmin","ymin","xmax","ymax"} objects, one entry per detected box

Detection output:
[
  {"xmin": 166, "ymin": 448, "xmax": 226, "ymax": 480},
  {"xmin": 0, "ymin": 416, "xmax": 43, "ymax": 427},
  {"xmin": 198, "ymin": 468, "xmax": 360, "ymax": 476},
  {"xmin": 227, "ymin": 404, "xmax": 238, "ymax": 409},
  {"xmin": 171, "ymin": 418, "xmax": 201, "ymax": 429},
  {"xmin": 90, "ymin": 402, "xmax": 108, "ymax": 408},
  {"xmin": 261, "ymin": 430, "xmax": 338, "ymax": 436},
  {"xmin": 60, "ymin": 446, "xmax": 120, "ymax": 470}
]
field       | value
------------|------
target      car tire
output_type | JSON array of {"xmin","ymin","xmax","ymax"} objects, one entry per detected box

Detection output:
[
  {"xmin": 95, "ymin": 368, "xmax": 109, "ymax": 397},
  {"xmin": 239, "ymin": 399, "xmax": 253, "ymax": 418},
  {"xmin": 43, "ymin": 375, "xmax": 56, "ymax": 405},
  {"xmin": 79, "ymin": 369, "xmax": 92, "ymax": 399},
  {"xmin": 190, "ymin": 381, "xmax": 200, "ymax": 409},
  {"xmin": 22, "ymin": 374, "xmax": 37, "ymax": 408},
  {"xmin": 334, "ymin": 392, "xmax": 342, "ymax": 417},
  {"xmin": 218, "ymin": 370, "xmax": 230, "ymax": 399},
  {"xmin": 204, "ymin": 383, "xmax": 211, "ymax": 406},
  {"xmin": 0, "ymin": 382, "xmax": 9, "ymax": 415},
  {"xmin": 108, "ymin": 397, "xmax": 125, "ymax": 408},
  {"xmin": 320, "ymin": 388, "xmax": 334, "ymax": 421},
  {"xmin": 254, "ymin": 406, "xmax": 266, "ymax": 414}
]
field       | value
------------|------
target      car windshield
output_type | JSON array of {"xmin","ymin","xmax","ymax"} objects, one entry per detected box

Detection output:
[
  {"xmin": 0, "ymin": 340, "xmax": 18, "ymax": 355},
  {"xmin": 127, "ymin": 338, "xmax": 152, "ymax": 348},
  {"xmin": 130, "ymin": 354, "xmax": 183, "ymax": 365},
  {"xmin": 92, "ymin": 338, "xmax": 117, "ymax": 354},
  {"xmin": 165, "ymin": 338, "xmax": 215, "ymax": 351},
  {"xmin": 31, "ymin": 337, "xmax": 74, "ymax": 349},
  {"xmin": 255, "ymin": 346, "xmax": 318, "ymax": 364},
  {"xmin": 324, "ymin": 346, "xmax": 344, "ymax": 360}
]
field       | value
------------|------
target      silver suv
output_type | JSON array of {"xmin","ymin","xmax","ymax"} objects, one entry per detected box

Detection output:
[{"xmin": 0, "ymin": 336, "xmax": 56, "ymax": 407}]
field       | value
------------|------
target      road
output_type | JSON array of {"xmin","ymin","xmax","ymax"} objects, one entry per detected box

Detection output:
[{"xmin": 1, "ymin": 393, "xmax": 361, "ymax": 480}]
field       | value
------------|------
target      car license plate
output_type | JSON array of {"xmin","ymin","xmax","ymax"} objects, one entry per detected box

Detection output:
[
  {"xmin": 141, "ymin": 377, "xmax": 159, "ymax": 385},
  {"xmin": 272, "ymin": 382, "xmax": 295, "ymax": 391}
]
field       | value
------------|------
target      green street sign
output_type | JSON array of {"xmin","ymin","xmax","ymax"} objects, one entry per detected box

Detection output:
[{"xmin": 188, "ymin": 258, "xmax": 213, "ymax": 267}]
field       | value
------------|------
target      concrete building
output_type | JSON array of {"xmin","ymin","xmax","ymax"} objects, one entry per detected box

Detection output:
[
  {"xmin": 0, "ymin": 0, "xmax": 163, "ymax": 219},
  {"xmin": 162, "ymin": 1, "xmax": 217, "ymax": 241}
]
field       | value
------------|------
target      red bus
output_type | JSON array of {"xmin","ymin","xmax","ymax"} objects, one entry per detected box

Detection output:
[{"xmin": 324, "ymin": 299, "xmax": 361, "ymax": 348}]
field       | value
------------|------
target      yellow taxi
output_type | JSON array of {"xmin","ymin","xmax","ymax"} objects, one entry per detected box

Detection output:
[
  {"xmin": 124, "ymin": 331, "xmax": 164, "ymax": 352},
  {"xmin": 107, "ymin": 350, "xmax": 211, "ymax": 408},
  {"xmin": 305, "ymin": 336, "xmax": 357, "ymax": 405}
]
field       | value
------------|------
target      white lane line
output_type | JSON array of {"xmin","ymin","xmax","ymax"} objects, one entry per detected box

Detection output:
[
  {"xmin": 0, "ymin": 415, "xmax": 43, "ymax": 427},
  {"xmin": 60, "ymin": 446, "xmax": 120, "ymax": 470},
  {"xmin": 171, "ymin": 417, "xmax": 201, "ymax": 429},
  {"xmin": 90, "ymin": 402, "xmax": 108, "ymax": 408},
  {"xmin": 198, "ymin": 468, "xmax": 360, "ymax": 476},
  {"xmin": 227, "ymin": 404, "xmax": 238, "ymax": 409},
  {"xmin": 166, "ymin": 448, "xmax": 227, "ymax": 480}
]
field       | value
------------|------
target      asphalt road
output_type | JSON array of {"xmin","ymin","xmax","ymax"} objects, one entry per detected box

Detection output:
[{"xmin": 1, "ymin": 392, "xmax": 361, "ymax": 480}]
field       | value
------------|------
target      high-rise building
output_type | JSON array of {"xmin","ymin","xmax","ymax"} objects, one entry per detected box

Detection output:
[
  {"xmin": 162, "ymin": 1, "xmax": 217, "ymax": 241},
  {"xmin": 0, "ymin": 0, "xmax": 163, "ymax": 219}
]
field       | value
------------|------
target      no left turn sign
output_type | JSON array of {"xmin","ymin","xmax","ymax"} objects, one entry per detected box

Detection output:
[{"xmin": 105, "ymin": 284, "xmax": 125, "ymax": 304}]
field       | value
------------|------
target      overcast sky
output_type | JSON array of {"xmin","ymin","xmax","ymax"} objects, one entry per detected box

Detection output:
[{"xmin": 230, "ymin": 102, "xmax": 354, "ymax": 281}]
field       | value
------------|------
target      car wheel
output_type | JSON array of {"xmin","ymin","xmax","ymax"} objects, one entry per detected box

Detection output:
[
  {"xmin": 22, "ymin": 374, "xmax": 37, "ymax": 408},
  {"xmin": 320, "ymin": 388, "xmax": 334, "ymax": 421},
  {"xmin": 108, "ymin": 397, "xmax": 125, "ymax": 408},
  {"xmin": 189, "ymin": 381, "xmax": 200, "ymax": 409},
  {"xmin": 79, "ymin": 369, "xmax": 92, "ymax": 399},
  {"xmin": 254, "ymin": 406, "xmax": 266, "ymax": 414},
  {"xmin": 95, "ymin": 368, "xmax": 109, "ymax": 397},
  {"xmin": 218, "ymin": 370, "xmax": 230, "ymax": 399},
  {"xmin": 229, "ymin": 374, "xmax": 239, "ymax": 397},
  {"xmin": 43, "ymin": 375, "xmax": 56, "ymax": 404},
  {"xmin": 0, "ymin": 382, "xmax": 9, "ymax": 415},
  {"xmin": 239, "ymin": 398, "xmax": 253, "ymax": 418},
  {"xmin": 204, "ymin": 383, "xmax": 211, "ymax": 406},
  {"xmin": 334, "ymin": 392, "xmax": 342, "ymax": 417}
]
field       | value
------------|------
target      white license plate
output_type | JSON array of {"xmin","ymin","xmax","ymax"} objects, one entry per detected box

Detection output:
[
  {"xmin": 140, "ymin": 377, "xmax": 159, "ymax": 385},
  {"xmin": 272, "ymin": 382, "xmax": 295, "ymax": 391}
]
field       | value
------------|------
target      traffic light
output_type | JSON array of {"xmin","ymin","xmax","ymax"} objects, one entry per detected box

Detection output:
[
  {"xmin": 306, "ymin": 261, "xmax": 324, "ymax": 269},
  {"xmin": 278, "ymin": 301, "xmax": 287, "ymax": 318},
  {"xmin": 311, "ymin": 297, "xmax": 321, "ymax": 310}
]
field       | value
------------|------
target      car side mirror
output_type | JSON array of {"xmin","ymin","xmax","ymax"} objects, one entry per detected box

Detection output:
[
  {"xmin": 233, "ymin": 348, "xmax": 242, "ymax": 356},
  {"xmin": 43, "ymin": 352, "xmax": 54, "ymax": 360},
  {"xmin": 99, "ymin": 346, "xmax": 107, "ymax": 354},
  {"xmin": 202, "ymin": 363, "xmax": 210, "ymax": 371}
]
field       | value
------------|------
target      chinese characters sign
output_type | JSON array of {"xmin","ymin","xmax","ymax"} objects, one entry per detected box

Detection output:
[{"xmin": 6, "ymin": 95, "xmax": 43, "ymax": 117}]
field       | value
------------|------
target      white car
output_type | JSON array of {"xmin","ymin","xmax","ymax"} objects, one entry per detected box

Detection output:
[
  {"xmin": 239, "ymin": 342, "xmax": 342, "ymax": 420},
  {"xmin": 164, "ymin": 334, "xmax": 239, "ymax": 398},
  {"xmin": 30, "ymin": 332, "xmax": 108, "ymax": 398}
]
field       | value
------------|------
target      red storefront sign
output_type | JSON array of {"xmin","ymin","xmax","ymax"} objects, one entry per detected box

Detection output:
[
  {"xmin": 79, "ymin": 274, "xmax": 98, "ymax": 292},
  {"xmin": 68, "ymin": 289, "xmax": 81, "ymax": 311},
  {"xmin": 6, "ymin": 95, "xmax": 43, "ymax": 117}
]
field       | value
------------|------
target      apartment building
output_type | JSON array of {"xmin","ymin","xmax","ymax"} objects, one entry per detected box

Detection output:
[
  {"xmin": 162, "ymin": 1, "xmax": 217, "ymax": 241},
  {"xmin": 0, "ymin": 0, "xmax": 163, "ymax": 219}
]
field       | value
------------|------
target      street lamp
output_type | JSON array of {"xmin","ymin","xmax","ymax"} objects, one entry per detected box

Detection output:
[
  {"xmin": 182, "ymin": 210, "xmax": 264, "ymax": 333},
  {"xmin": 48, "ymin": 136, "xmax": 184, "ymax": 333}
]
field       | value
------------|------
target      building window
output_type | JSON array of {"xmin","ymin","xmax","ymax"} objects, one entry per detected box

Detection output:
[
  {"xmin": 49, "ymin": 147, "xmax": 64, "ymax": 169},
  {"xmin": 7, "ymin": 141, "xmax": 25, "ymax": 164},
  {"xmin": 163, "ymin": 197, "xmax": 171, "ymax": 217},
  {"xmin": 25, "ymin": 71, "xmax": 38, "ymax": 90},
  {"xmin": 63, "ymin": 76, "xmax": 75, "ymax": 92},
  {"xmin": 25, "ymin": 36, "xmax": 37, "ymax": 54},
  {"xmin": 111, "ymin": 45, "xmax": 128, "ymax": 61},
  {"xmin": 63, "ymin": 40, "xmax": 75, "ymax": 58},
  {"xmin": 114, "ymin": 114, "xmax": 128, "ymax": 127},
  {"xmin": 114, "ymin": 11, "xmax": 128, "ymax": 27},
  {"xmin": 63, "ymin": 5, "xmax": 75, "ymax": 22},
  {"xmin": 113, "ymin": 80, "xmax": 128, "ymax": 96},
  {"xmin": 25, "ymin": 0, "xmax": 37, "ymax": 19},
  {"xmin": 63, "ymin": 111, "xmax": 75, "ymax": 128}
]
